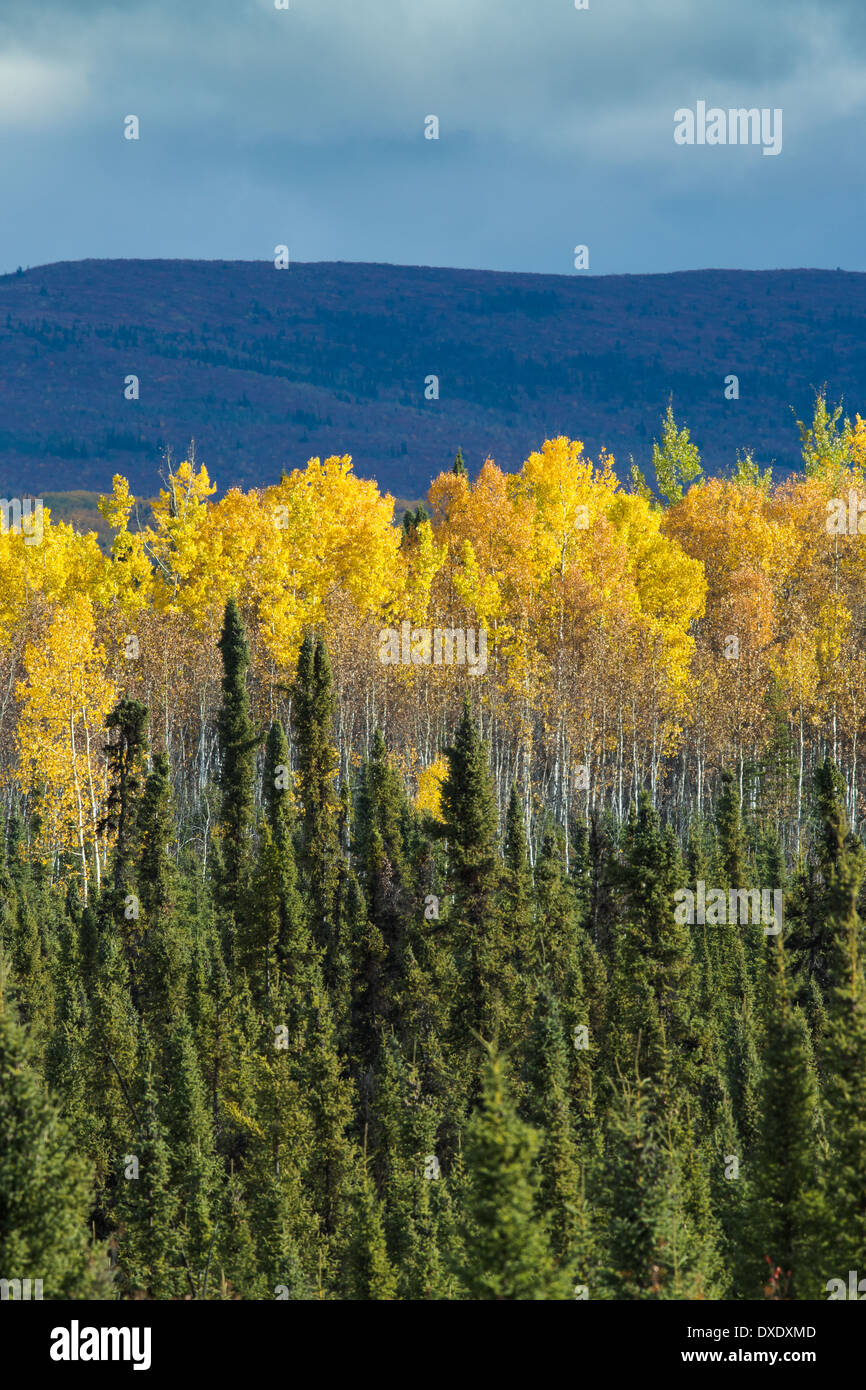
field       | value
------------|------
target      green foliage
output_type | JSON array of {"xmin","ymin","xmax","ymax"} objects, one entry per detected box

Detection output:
[
  {"xmin": 739, "ymin": 936, "xmax": 822, "ymax": 1299},
  {"xmin": 651, "ymin": 401, "xmax": 703, "ymax": 505},
  {"xmin": 598, "ymin": 1071, "xmax": 721, "ymax": 1299},
  {"xmin": 456, "ymin": 1049, "xmax": 570, "ymax": 1299},
  {"xmin": 292, "ymin": 635, "xmax": 340, "ymax": 957},
  {"xmin": 0, "ymin": 976, "xmax": 111, "ymax": 1298},
  {"xmin": 732, "ymin": 448, "xmax": 773, "ymax": 493},
  {"xmin": 216, "ymin": 598, "xmax": 259, "ymax": 923},
  {"xmin": 797, "ymin": 388, "xmax": 854, "ymax": 481},
  {"xmin": 102, "ymin": 697, "xmax": 149, "ymax": 902},
  {"xmin": 2, "ymin": 626, "xmax": 862, "ymax": 1302}
]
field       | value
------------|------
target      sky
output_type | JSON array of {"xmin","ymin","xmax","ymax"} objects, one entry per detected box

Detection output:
[{"xmin": 1, "ymin": 0, "xmax": 864, "ymax": 277}]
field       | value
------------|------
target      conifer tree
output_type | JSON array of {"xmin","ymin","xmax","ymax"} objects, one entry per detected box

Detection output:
[
  {"xmin": 814, "ymin": 803, "xmax": 866, "ymax": 1286},
  {"xmin": 606, "ymin": 794, "xmax": 699, "ymax": 1101},
  {"xmin": 364, "ymin": 1034, "xmax": 450, "ymax": 1297},
  {"xmin": 716, "ymin": 770, "xmax": 747, "ymax": 888},
  {"xmin": 44, "ymin": 914, "xmax": 91, "ymax": 1145},
  {"xmin": 812, "ymin": 947, "xmax": 866, "ymax": 1293},
  {"xmin": 437, "ymin": 699, "xmax": 503, "ymax": 1048},
  {"xmin": 502, "ymin": 784, "xmax": 532, "ymax": 946},
  {"xmin": 296, "ymin": 973, "xmax": 357, "ymax": 1246},
  {"xmin": 397, "ymin": 1175, "xmax": 450, "ymax": 1300},
  {"xmin": 703, "ymin": 775, "xmax": 761, "ymax": 1143},
  {"xmin": 102, "ymin": 697, "xmax": 149, "ymax": 903},
  {"xmin": 598, "ymin": 1071, "xmax": 719, "ymax": 1299},
  {"xmin": 401, "ymin": 503, "xmax": 429, "ymax": 539},
  {"xmin": 262, "ymin": 720, "xmax": 292, "ymax": 847},
  {"xmin": 85, "ymin": 929, "xmax": 141, "ymax": 1223},
  {"xmin": 740, "ymin": 935, "xmax": 821, "ymax": 1300},
  {"xmin": 713, "ymin": 769, "xmax": 760, "ymax": 985},
  {"xmin": 352, "ymin": 729, "xmax": 418, "ymax": 1035},
  {"xmin": 523, "ymin": 988, "xmax": 588, "ymax": 1273},
  {"xmin": 438, "ymin": 699, "xmax": 499, "ymax": 903},
  {"xmin": 341, "ymin": 1161, "xmax": 398, "ymax": 1300},
  {"xmin": 498, "ymin": 783, "xmax": 535, "ymax": 1040},
  {"xmin": 456, "ymin": 1048, "xmax": 570, "ymax": 1299},
  {"xmin": 788, "ymin": 760, "xmax": 866, "ymax": 1027},
  {"xmin": 250, "ymin": 1170, "xmax": 311, "ymax": 1301},
  {"xmin": 135, "ymin": 753, "xmax": 187, "ymax": 1031},
  {"xmin": 162, "ymin": 1013, "xmax": 222, "ymax": 1285},
  {"xmin": 0, "ymin": 976, "xmax": 110, "ymax": 1298},
  {"xmin": 258, "ymin": 722, "xmax": 313, "ymax": 998},
  {"xmin": 215, "ymin": 1171, "xmax": 264, "ymax": 1300},
  {"xmin": 116, "ymin": 1068, "xmax": 181, "ymax": 1299},
  {"xmin": 728, "ymin": 988, "xmax": 761, "ymax": 1154},
  {"xmin": 532, "ymin": 822, "xmax": 582, "ymax": 1000},
  {"xmin": 355, "ymin": 730, "xmax": 415, "ymax": 939},
  {"xmin": 216, "ymin": 597, "xmax": 259, "ymax": 924},
  {"xmin": 0, "ymin": 875, "xmax": 54, "ymax": 1052},
  {"xmin": 243, "ymin": 828, "xmax": 285, "ymax": 1004},
  {"xmin": 136, "ymin": 751, "xmax": 176, "ymax": 920},
  {"xmin": 292, "ymin": 635, "xmax": 340, "ymax": 957},
  {"xmin": 586, "ymin": 809, "xmax": 618, "ymax": 954},
  {"xmin": 342, "ymin": 868, "xmax": 386, "ymax": 1073}
]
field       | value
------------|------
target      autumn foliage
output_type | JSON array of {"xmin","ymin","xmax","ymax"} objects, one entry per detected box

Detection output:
[{"xmin": 3, "ymin": 398, "xmax": 866, "ymax": 886}]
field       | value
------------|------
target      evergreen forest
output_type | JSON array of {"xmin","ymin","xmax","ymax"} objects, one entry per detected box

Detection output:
[{"xmin": 2, "ymin": 398, "xmax": 865, "ymax": 1300}]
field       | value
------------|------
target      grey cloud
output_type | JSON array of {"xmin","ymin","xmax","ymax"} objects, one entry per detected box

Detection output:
[{"xmin": 0, "ymin": 0, "xmax": 863, "ymax": 272}]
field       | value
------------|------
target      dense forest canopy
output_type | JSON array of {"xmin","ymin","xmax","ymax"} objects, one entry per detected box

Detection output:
[
  {"xmin": 2, "ymin": 392, "xmax": 866, "ymax": 870},
  {"xmin": 1, "ymin": 393, "xmax": 865, "ymax": 1300}
]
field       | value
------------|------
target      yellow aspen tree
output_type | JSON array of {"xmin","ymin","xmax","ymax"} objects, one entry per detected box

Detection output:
[
  {"xmin": 15, "ymin": 596, "xmax": 117, "ymax": 900},
  {"xmin": 97, "ymin": 474, "xmax": 154, "ymax": 613},
  {"xmin": 256, "ymin": 455, "xmax": 401, "ymax": 676},
  {"xmin": 145, "ymin": 457, "xmax": 218, "ymax": 613}
]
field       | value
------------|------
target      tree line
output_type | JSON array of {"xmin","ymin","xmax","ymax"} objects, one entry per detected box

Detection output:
[{"xmin": 5, "ymin": 394, "xmax": 866, "ymax": 890}]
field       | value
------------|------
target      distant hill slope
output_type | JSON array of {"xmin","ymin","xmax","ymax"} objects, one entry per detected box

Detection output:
[{"xmin": 1, "ymin": 258, "xmax": 864, "ymax": 498}]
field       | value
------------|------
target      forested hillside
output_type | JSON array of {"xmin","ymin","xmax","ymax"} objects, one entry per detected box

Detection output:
[
  {"xmin": 1, "ymin": 394, "xmax": 865, "ymax": 1299},
  {"xmin": 3, "ymin": 258, "xmax": 866, "ymax": 497}
]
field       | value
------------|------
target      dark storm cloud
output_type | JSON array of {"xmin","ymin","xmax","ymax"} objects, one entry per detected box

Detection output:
[{"xmin": 0, "ymin": 0, "xmax": 863, "ymax": 272}]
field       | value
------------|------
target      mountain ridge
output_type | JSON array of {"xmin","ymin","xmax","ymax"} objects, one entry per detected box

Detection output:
[{"xmin": 1, "ymin": 258, "xmax": 863, "ymax": 497}]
